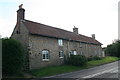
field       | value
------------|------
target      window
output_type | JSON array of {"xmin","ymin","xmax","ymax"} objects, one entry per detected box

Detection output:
[
  {"xmin": 80, "ymin": 51, "xmax": 83, "ymax": 55},
  {"xmin": 42, "ymin": 50, "xmax": 49, "ymax": 61},
  {"xmin": 73, "ymin": 41, "xmax": 77, "ymax": 47},
  {"xmin": 59, "ymin": 51, "xmax": 64, "ymax": 58},
  {"xmin": 58, "ymin": 39, "xmax": 63, "ymax": 46},
  {"xmin": 80, "ymin": 42, "xmax": 82, "ymax": 48},
  {"xmin": 86, "ymin": 44, "xmax": 87, "ymax": 47},
  {"xmin": 16, "ymin": 31, "xmax": 20, "ymax": 34},
  {"xmin": 73, "ymin": 51, "xmax": 77, "ymax": 55},
  {"xmin": 69, "ymin": 50, "xmax": 77, "ymax": 55}
]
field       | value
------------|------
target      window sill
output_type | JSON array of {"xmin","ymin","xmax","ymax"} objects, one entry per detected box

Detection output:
[
  {"xmin": 42, "ymin": 59, "xmax": 49, "ymax": 61},
  {"xmin": 59, "ymin": 57, "xmax": 64, "ymax": 59}
]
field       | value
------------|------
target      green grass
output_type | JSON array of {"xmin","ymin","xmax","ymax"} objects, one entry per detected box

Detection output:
[
  {"xmin": 30, "ymin": 65, "xmax": 86, "ymax": 77},
  {"xmin": 87, "ymin": 56, "xmax": 119, "ymax": 67},
  {"xmin": 29, "ymin": 56, "xmax": 119, "ymax": 77},
  {"xmin": 3, "ymin": 72, "xmax": 25, "ymax": 78}
]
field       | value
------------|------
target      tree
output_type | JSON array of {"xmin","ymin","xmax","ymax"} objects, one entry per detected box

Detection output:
[
  {"xmin": 2, "ymin": 38, "xmax": 25, "ymax": 76},
  {"xmin": 116, "ymin": 40, "xmax": 120, "ymax": 57},
  {"xmin": 105, "ymin": 40, "xmax": 120, "ymax": 57}
]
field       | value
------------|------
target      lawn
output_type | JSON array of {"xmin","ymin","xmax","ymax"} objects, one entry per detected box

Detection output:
[{"xmin": 29, "ymin": 56, "xmax": 119, "ymax": 77}]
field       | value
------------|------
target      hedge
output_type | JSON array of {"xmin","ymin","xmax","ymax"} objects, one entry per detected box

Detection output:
[{"xmin": 2, "ymin": 38, "xmax": 25, "ymax": 76}]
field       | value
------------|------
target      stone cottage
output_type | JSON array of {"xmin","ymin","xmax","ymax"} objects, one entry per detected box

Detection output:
[{"xmin": 11, "ymin": 5, "xmax": 102, "ymax": 70}]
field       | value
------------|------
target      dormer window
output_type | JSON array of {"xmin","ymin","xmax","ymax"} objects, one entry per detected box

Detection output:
[{"xmin": 58, "ymin": 39, "xmax": 63, "ymax": 46}]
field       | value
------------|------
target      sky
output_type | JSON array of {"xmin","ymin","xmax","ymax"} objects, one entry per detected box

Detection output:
[{"xmin": 0, "ymin": 0, "xmax": 119, "ymax": 47}]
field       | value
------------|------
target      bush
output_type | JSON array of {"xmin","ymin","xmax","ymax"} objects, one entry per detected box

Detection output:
[
  {"xmin": 87, "ymin": 56, "xmax": 102, "ymax": 61},
  {"xmin": 65, "ymin": 55, "xmax": 87, "ymax": 66},
  {"xmin": 87, "ymin": 56, "xmax": 93, "ymax": 61},
  {"xmin": 93, "ymin": 56, "xmax": 102, "ymax": 60},
  {"xmin": 2, "ymin": 38, "xmax": 25, "ymax": 76}
]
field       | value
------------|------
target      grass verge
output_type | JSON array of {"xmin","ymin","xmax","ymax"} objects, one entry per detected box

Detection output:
[
  {"xmin": 87, "ymin": 56, "xmax": 119, "ymax": 67},
  {"xmin": 29, "ymin": 65, "xmax": 86, "ymax": 77},
  {"xmin": 29, "ymin": 56, "xmax": 119, "ymax": 77}
]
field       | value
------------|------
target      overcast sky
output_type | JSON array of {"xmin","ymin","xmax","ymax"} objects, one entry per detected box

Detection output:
[{"xmin": 0, "ymin": 0, "xmax": 119, "ymax": 47}]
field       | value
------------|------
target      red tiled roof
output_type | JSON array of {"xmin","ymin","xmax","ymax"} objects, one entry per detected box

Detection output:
[{"xmin": 22, "ymin": 20, "xmax": 102, "ymax": 45}]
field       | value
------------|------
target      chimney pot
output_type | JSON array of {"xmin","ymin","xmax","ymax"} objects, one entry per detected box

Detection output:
[
  {"xmin": 73, "ymin": 26, "xmax": 78, "ymax": 34},
  {"xmin": 19, "ymin": 4, "xmax": 23, "ymax": 9},
  {"xmin": 17, "ymin": 4, "xmax": 25, "ymax": 23}
]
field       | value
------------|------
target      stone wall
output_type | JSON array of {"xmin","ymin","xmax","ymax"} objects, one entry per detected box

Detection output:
[
  {"xmin": 28, "ymin": 34, "xmax": 102, "ymax": 69},
  {"xmin": 11, "ymin": 21, "xmax": 102, "ymax": 70},
  {"xmin": 28, "ymin": 35, "xmax": 65, "ymax": 69},
  {"xmin": 11, "ymin": 21, "xmax": 30, "ymax": 70}
]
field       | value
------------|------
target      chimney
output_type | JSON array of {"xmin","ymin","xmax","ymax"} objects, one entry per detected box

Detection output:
[
  {"xmin": 92, "ymin": 34, "xmax": 95, "ymax": 39},
  {"xmin": 73, "ymin": 26, "xmax": 78, "ymax": 34},
  {"xmin": 17, "ymin": 4, "xmax": 25, "ymax": 23}
]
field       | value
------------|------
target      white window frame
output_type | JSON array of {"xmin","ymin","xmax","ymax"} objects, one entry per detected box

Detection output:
[
  {"xmin": 42, "ymin": 50, "xmax": 49, "ymax": 61},
  {"xmin": 58, "ymin": 39, "xmax": 63, "ymax": 46},
  {"xmin": 59, "ymin": 51, "xmax": 64, "ymax": 58},
  {"xmin": 69, "ymin": 50, "xmax": 77, "ymax": 55},
  {"xmin": 73, "ymin": 51, "xmax": 77, "ymax": 55}
]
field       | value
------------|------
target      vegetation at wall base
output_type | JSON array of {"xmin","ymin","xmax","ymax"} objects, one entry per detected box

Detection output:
[
  {"xmin": 29, "ymin": 56, "xmax": 119, "ymax": 78},
  {"xmin": 2, "ymin": 38, "xmax": 25, "ymax": 77},
  {"xmin": 87, "ymin": 56, "xmax": 102, "ymax": 61},
  {"xmin": 65, "ymin": 55, "xmax": 87, "ymax": 66}
]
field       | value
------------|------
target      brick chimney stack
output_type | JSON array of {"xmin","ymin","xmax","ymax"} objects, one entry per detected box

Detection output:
[
  {"xmin": 92, "ymin": 34, "xmax": 95, "ymax": 39},
  {"xmin": 17, "ymin": 4, "xmax": 25, "ymax": 23},
  {"xmin": 73, "ymin": 26, "xmax": 78, "ymax": 34}
]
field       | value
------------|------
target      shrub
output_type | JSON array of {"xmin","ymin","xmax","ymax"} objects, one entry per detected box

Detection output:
[
  {"xmin": 87, "ymin": 56, "xmax": 102, "ymax": 61},
  {"xmin": 2, "ymin": 38, "xmax": 25, "ymax": 76},
  {"xmin": 93, "ymin": 56, "xmax": 102, "ymax": 60},
  {"xmin": 65, "ymin": 55, "xmax": 87, "ymax": 66},
  {"xmin": 87, "ymin": 56, "xmax": 94, "ymax": 61}
]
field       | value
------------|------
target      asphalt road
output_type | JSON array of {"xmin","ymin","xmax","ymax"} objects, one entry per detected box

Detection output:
[{"xmin": 44, "ymin": 61, "xmax": 120, "ymax": 79}]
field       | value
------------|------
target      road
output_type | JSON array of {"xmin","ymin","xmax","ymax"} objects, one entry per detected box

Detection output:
[{"xmin": 44, "ymin": 61, "xmax": 120, "ymax": 79}]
